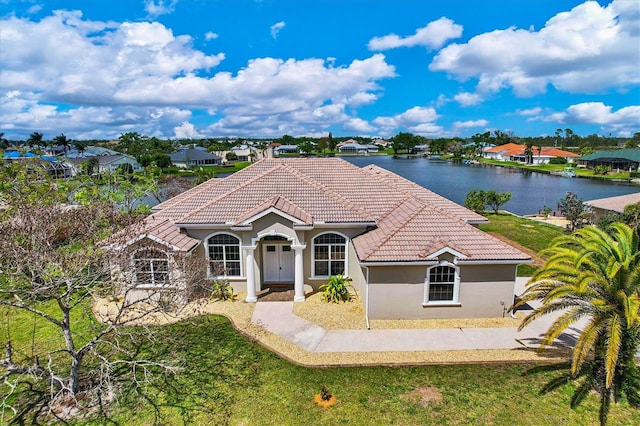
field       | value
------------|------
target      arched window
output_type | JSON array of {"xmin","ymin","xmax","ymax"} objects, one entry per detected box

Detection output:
[
  {"xmin": 313, "ymin": 233, "xmax": 347, "ymax": 277},
  {"xmin": 207, "ymin": 233, "xmax": 241, "ymax": 276},
  {"xmin": 424, "ymin": 263, "xmax": 459, "ymax": 304},
  {"xmin": 133, "ymin": 248, "xmax": 169, "ymax": 287}
]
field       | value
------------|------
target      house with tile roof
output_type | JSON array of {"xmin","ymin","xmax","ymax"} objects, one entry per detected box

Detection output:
[
  {"xmin": 484, "ymin": 143, "xmax": 579, "ymax": 164},
  {"xmin": 108, "ymin": 158, "xmax": 531, "ymax": 320}
]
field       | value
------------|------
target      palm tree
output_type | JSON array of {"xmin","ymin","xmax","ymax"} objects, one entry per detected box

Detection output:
[
  {"xmin": 27, "ymin": 132, "xmax": 44, "ymax": 150},
  {"xmin": 515, "ymin": 224, "xmax": 640, "ymax": 425},
  {"xmin": 53, "ymin": 133, "xmax": 71, "ymax": 154}
]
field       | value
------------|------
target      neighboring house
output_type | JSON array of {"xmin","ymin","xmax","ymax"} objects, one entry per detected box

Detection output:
[
  {"xmin": 338, "ymin": 142, "xmax": 379, "ymax": 153},
  {"xmin": 169, "ymin": 149, "xmax": 221, "ymax": 168},
  {"xmin": 65, "ymin": 145, "xmax": 121, "ymax": 159},
  {"xmin": 97, "ymin": 154, "xmax": 143, "ymax": 173},
  {"xmin": 578, "ymin": 149, "xmax": 640, "ymax": 171},
  {"xmin": 585, "ymin": 193, "xmax": 640, "ymax": 222},
  {"xmin": 372, "ymin": 138, "xmax": 389, "ymax": 148},
  {"xmin": 484, "ymin": 143, "xmax": 579, "ymax": 164},
  {"xmin": 273, "ymin": 145, "xmax": 299, "ymax": 156},
  {"xmin": 108, "ymin": 158, "xmax": 531, "ymax": 320},
  {"xmin": 231, "ymin": 144, "xmax": 255, "ymax": 162},
  {"xmin": 3, "ymin": 151, "xmax": 75, "ymax": 178}
]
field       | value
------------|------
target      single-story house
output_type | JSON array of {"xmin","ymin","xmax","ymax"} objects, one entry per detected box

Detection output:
[
  {"xmin": 108, "ymin": 158, "xmax": 531, "ymax": 320},
  {"xmin": 169, "ymin": 149, "xmax": 221, "ymax": 168},
  {"xmin": 97, "ymin": 154, "xmax": 143, "ymax": 173},
  {"xmin": 273, "ymin": 145, "xmax": 299, "ymax": 155},
  {"xmin": 578, "ymin": 149, "xmax": 640, "ymax": 171},
  {"xmin": 3, "ymin": 151, "xmax": 75, "ymax": 178},
  {"xmin": 230, "ymin": 145, "xmax": 255, "ymax": 162},
  {"xmin": 484, "ymin": 143, "xmax": 579, "ymax": 164},
  {"xmin": 585, "ymin": 193, "xmax": 640, "ymax": 222},
  {"xmin": 338, "ymin": 142, "xmax": 379, "ymax": 153}
]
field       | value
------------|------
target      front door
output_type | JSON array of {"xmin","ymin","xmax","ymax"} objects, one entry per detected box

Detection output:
[{"xmin": 263, "ymin": 244, "xmax": 295, "ymax": 283}]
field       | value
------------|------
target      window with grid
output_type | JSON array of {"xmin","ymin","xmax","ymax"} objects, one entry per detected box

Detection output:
[
  {"xmin": 207, "ymin": 234, "xmax": 241, "ymax": 276},
  {"xmin": 133, "ymin": 249, "xmax": 169, "ymax": 287},
  {"xmin": 425, "ymin": 265, "xmax": 457, "ymax": 303},
  {"xmin": 313, "ymin": 233, "xmax": 346, "ymax": 276}
]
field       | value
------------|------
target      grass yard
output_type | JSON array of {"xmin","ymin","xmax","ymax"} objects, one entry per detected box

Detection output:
[
  {"xmin": 80, "ymin": 316, "xmax": 640, "ymax": 425},
  {"xmin": 478, "ymin": 213, "xmax": 565, "ymax": 276}
]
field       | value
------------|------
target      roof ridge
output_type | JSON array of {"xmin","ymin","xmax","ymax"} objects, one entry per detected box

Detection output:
[
  {"xmin": 280, "ymin": 162, "xmax": 375, "ymax": 222},
  {"xmin": 361, "ymin": 164, "xmax": 470, "ymax": 222},
  {"xmin": 176, "ymin": 162, "xmax": 286, "ymax": 223}
]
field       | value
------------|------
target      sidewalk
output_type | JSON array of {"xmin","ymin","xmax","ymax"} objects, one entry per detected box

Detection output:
[{"xmin": 251, "ymin": 294, "xmax": 580, "ymax": 355}]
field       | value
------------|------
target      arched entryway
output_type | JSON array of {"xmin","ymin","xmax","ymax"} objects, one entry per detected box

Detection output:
[{"xmin": 262, "ymin": 235, "xmax": 295, "ymax": 285}]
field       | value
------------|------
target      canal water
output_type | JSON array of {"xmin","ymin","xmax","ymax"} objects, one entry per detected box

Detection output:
[{"xmin": 343, "ymin": 156, "xmax": 640, "ymax": 216}]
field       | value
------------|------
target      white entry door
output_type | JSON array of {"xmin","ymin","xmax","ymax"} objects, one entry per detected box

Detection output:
[{"xmin": 263, "ymin": 244, "xmax": 295, "ymax": 282}]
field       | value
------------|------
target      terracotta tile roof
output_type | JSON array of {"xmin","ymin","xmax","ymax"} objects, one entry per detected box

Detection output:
[
  {"xmin": 485, "ymin": 143, "xmax": 578, "ymax": 158},
  {"xmin": 143, "ymin": 158, "xmax": 530, "ymax": 263},
  {"xmin": 107, "ymin": 216, "xmax": 201, "ymax": 253},
  {"xmin": 585, "ymin": 192, "xmax": 640, "ymax": 213}
]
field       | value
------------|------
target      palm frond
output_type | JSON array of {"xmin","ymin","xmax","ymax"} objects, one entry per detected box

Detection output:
[{"xmin": 604, "ymin": 314, "xmax": 623, "ymax": 389}]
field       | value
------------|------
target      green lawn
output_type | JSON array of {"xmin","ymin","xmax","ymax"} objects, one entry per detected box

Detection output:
[
  {"xmin": 83, "ymin": 316, "xmax": 640, "ymax": 424},
  {"xmin": 3, "ymin": 214, "xmax": 638, "ymax": 425},
  {"xmin": 478, "ymin": 213, "xmax": 565, "ymax": 276}
]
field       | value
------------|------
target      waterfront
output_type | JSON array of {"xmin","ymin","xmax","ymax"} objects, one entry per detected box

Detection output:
[{"xmin": 344, "ymin": 156, "xmax": 640, "ymax": 215}]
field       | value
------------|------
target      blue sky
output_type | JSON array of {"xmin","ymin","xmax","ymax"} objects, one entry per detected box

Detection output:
[{"xmin": 1, "ymin": 0, "xmax": 638, "ymax": 141}]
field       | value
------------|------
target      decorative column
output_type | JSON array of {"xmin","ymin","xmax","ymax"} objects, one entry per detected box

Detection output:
[
  {"xmin": 292, "ymin": 244, "xmax": 306, "ymax": 302},
  {"xmin": 244, "ymin": 246, "xmax": 257, "ymax": 302}
]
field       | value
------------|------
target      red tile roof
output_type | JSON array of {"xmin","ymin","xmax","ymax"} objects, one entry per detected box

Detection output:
[
  {"xmin": 485, "ymin": 143, "xmax": 578, "ymax": 158},
  {"xmin": 141, "ymin": 158, "xmax": 529, "ymax": 262}
]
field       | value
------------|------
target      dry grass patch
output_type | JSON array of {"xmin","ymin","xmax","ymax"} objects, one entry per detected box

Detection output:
[{"xmin": 400, "ymin": 386, "xmax": 443, "ymax": 407}]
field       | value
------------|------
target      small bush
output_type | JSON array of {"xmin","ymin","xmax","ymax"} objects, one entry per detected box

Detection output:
[
  {"xmin": 549, "ymin": 157, "xmax": 568, "ymax": 164},
  {"xmin": 320, "ymin": 274, "xmax": 356, "ymax": 303},
  {"xmin": 210, "ymin": 279, "xmax": 235, "ymax": 301}
]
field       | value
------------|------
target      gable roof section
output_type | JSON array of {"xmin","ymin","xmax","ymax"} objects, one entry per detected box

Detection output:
[
  {"xmin": 106, "ymin": 216, "xmax": 201, "ymax": 252},
  {"xmin": 169, "ymin": 149, "xmax": 221, "ymax": 161},
  {"xmin": 233, "ymin": 195, "xmax": 314, "ymax": 226}
]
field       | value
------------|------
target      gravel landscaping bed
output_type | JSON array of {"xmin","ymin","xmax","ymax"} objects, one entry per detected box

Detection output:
[{"xmin": 94, "ymin": 293, "xmax": 563, "ymax": 366}]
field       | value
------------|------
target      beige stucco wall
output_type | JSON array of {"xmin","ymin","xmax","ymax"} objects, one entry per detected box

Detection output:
[{"xmin": 366, "ymin": 264, "xmax": 517, "ymax": 319}]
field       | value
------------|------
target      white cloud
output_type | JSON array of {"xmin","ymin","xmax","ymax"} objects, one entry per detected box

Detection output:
[
  {"xmin": 344, "ymin": 118, "xmax": 375, "ymax": 133},
  {"xmin": 373, "ymin": 106, "xmax": 440, "ymax": 135},
  {"xmin": 27, "ymin": 5, "xmax": 42, "ymax": 14},
  {"xmin": 453, "ymin": 92, "xmax": 483, "ymax": 106},
  {"xmin": 173, "ymin": 122, "xmax": 202, "ymax": 139},
  {"xmin": 205, "ymin": 31, "xmax": 219, "ymax": 41},
  {"xmin": 516, "ymin": 107, "xmax": 543, "ymax": 116},
  {"xmin": 430, "ymin": 0, "xmax": 640, "ymax": 96},
  {"xmin": 270, "ymin": 21, "xmax": 286, "ymax": 39},
  {"xmin": 368, "ymin": 17, "xmax": 462, "ymax": 50},
  {"xmin": 537, "ymin": 102, "xmax": 640, "ymax": 136},
  {"xmin": 453, "ymin": 120, "xmax": 489, "ymax": 129},
  {"xmin": 145, "ymin": 0, "xmax": 178, "ymax": 18}
]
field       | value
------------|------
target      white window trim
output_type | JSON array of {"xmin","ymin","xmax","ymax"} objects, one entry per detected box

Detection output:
[
  {"xmin": 132, "ymin": 248, "xmax": 172, "ymax": 289},
  {"xmin": 423, "ymin": 261, "xmax": 461, "ymax": 306},
  {"xmin": 205, "ymin": 231, "xmax": 244, "ymax": 279},
  {"xmin": 311, "ymin": 231, "xmax": 349, "ymax": 278}
]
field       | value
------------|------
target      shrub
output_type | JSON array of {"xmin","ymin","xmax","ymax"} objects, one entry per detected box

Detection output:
[
  {"xmin": 593, "ymin": 165, "xmax": 610, "ymax": 175},
  {"xmin": 210, "ymin": 279, "xmax": 235, "ymax": 301},
  {"xmin": 464, "ymin": 189, "xmax": 486, "ymax": 213},
  {"xmin": 320, "ymin": 274, "xmax": 356, "ymax": 303},
  {"xmin": 549, "ymin": 157, "xmax": 568, "ymax": 164}
]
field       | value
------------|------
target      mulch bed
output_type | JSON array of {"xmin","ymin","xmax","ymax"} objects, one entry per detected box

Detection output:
[{"xmin": 257, "ymin": 288, "xmax": 295, "ymax": 302}]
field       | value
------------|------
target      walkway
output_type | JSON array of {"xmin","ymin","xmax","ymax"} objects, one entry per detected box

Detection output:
[
  {"xmin": 251, "ymin": 301, "xmax": 581, "ymax": 353},
  {"xmin": 251, "ymin": 277, "xmax": 587, "ymax": 355}
]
